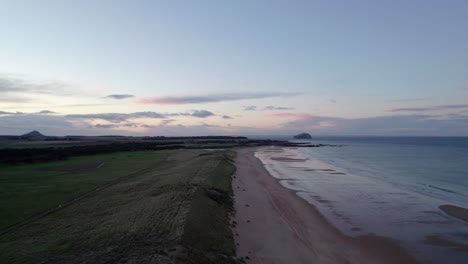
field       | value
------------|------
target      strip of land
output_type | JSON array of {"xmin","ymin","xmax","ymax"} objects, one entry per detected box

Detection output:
[
  {"xmin": 0, "ymin": 136, "xmax": 335, "ymax": 165},
  {"xmin": 233, "ymin": 148, "xmax": 417, "ymax": 264},
  {"xmin": 0, "ymin": 150, "xmax": 241, "ymax": 263}
]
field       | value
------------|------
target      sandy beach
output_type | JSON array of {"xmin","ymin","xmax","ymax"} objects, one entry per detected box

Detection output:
[{"xmin": 233, "ymin": 148, "xmax": 417, "ymax": 264}]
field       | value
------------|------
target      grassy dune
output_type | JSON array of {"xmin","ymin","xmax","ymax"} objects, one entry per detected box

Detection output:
[{"xmin": 0, "ymin": 150, "xmax": 240, "ymax": 263}]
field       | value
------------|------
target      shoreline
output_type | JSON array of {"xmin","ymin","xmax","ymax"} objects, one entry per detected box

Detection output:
[{"xmin": 233, "ymin": 147, "xmax": 417, "ymax": 264}]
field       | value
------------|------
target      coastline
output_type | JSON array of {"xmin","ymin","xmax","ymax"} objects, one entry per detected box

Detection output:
[{"xmin": 233, "ymin": 147, "xmax": 417, "ymax": 264}]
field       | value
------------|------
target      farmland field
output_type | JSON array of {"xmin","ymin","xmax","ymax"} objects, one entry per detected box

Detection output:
[
  {"xmin": 0, "ymin": 149, "xmax": 239, "ymax": 263},
  {"xmin": 0, "ymin": 151, "xmax": 166, "ymax": 231}
]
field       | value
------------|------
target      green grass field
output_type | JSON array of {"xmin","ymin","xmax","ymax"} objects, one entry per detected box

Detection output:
[
  {"xmin": 0, "ymin": 149, "xmax": 240, "ymax": 264},
  {"xmin": 0, "ymin": 151, "xmax": 166, "ymax": 231}
]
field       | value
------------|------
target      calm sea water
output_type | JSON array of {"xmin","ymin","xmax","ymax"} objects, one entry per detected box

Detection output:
[
  {"xmin": 301, "ymin": 137, "xmax": 468, "ymax": 205},
  {"xmin": 254, "ymin": 136, "xmax": 468, "ymax": 263}
]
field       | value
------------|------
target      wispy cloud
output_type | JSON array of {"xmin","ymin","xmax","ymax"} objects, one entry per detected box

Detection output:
[
  {"xmin": 190, "ymin": 110, "xmax": 215, "ymax": 118},
  {"xmin": 0, "ymin": 95, "xmax": 32, "ymax": 103},
  {"xmin": 65, "ymin": 109, "xmax": 216, "ymax": 122},
  {"xmin": 90, "ymin": 122, "xmax": 140, "ymax": 129},
  {"xmin": 0, "ymin": 110, "xmax": 55, "ymax": 115},
  {"xmin": 437, "ymin": 104, "xmax": 468, "ymax": 109},
  {"xmin": 160, "ymin": 119, "xmax": 176, "ymax": 126},
  {"xmin": 388, "ymin": 104, "xmax": 468, "ymax": 112},
  {"xmin": 387, "ymin": 107, "xmax": 433, "ymax": 112},
  {"xmin": 38, "ymin": 110, "xmax": 57, "ymax": 114},
  {"xmin": 244, "ymin": 105, "xmax": 295, "ymax": 111},
  {"xmin": 263, "ymin": 106, "xmax": 295, "ymax": 110},
  {"xmin": 0, "ymin": 74, "xmax": 98, "ymax": 104},
  {"xmin": 138, "ymin": 92, "xmax": 298, "ymax": 105},
  {"xmin": 101, "ymin": 94, "xmax": 135, "ymax": 100},
  {"xmin": 271, "ymin": 112, "xmax": 311, "ymax": 120},
  {"xmin": 0, "ymin": 75, "xmax": 69, "ymax": 94},
  {"xmin": 60, "ymin": 104, "xmax": 117, "ymax": 108},
  {"xmin": 222, "ymin": 115, "xmax": 233, "ymax": 119},
  {"xmin": 391, "ymin": 98, "xmax": 426, "ymax": 102},
  {"xmin": 66, "ymin": 112, "xmax": 167, "ymax": 123},
  {"xmin": 93, "ymin": 124, "xmax": 119, "ymax": 129},
  {"xmin": 243, "ymin": 105, "xmax": 257, "ymax": 111}
]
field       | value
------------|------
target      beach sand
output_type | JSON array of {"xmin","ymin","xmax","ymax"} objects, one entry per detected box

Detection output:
[{"xmin": 233, "ymin": 148, "xmax": 417, "ymax": 264}]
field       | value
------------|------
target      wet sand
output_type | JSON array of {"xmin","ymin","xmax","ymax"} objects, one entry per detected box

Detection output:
[{"xmin": 233, "ymin": 148, "xmax": 417, "ymax": 264}]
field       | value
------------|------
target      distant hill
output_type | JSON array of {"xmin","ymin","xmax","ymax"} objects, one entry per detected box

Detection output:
[
  {"xmin": 293, "ymin": 133, "xmax": 312, "ymax": 139},
  {"xmin": 21, "ymin": 130, "xmax": 46, "ymax": 138}
]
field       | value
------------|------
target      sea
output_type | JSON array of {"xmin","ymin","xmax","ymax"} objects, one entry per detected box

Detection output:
[{"xmin": 253, "ymin": 136, "xmax": 468, "ymax": 263}]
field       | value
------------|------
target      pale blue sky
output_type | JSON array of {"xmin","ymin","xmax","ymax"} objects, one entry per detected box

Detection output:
[{"xmin": 1, "ymin": 0, "xmax": 467, "ymax": 136}]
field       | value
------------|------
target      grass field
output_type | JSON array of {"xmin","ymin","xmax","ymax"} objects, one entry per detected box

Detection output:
[
  {"xmin": 0, "ymin": 149, "xmax": 240, "ymax": 263},
  {"xmin": 0, "ymin": 151, "xmax": 166, "ymax": 231}
]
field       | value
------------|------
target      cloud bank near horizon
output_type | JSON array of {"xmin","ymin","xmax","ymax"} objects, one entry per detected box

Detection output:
[
  {"xmin": 273, "ymin": 112, "xmax": 468, "ymax": 136},
  {"xmin": 1, "ymin": 110, "xmax": 468, "ymax": 136}
]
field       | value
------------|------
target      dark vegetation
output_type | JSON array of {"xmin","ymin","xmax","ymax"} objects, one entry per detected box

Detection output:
[
  {"xmin": 0, "ymin": 149, "xmax": 243, "ymax": 263},
  {"xmin": 0, "ymin": 142, "xmax": 185, "ymax": 165},
  {"xmin": 0, "ymin": 136, "xmax": 321, "ymax": 165},
  {"xmin": 0, "ymin": 152, "xmax": 166, "ymax": 233}
]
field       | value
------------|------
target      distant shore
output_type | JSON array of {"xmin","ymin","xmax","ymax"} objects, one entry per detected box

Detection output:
[
  {"xmin": 232, "ymin": 147, "xmax": 417, "ymax": 264},
  {"xmin": 0, "ymin": 135, "xmax": 332, "ymax": 165}
]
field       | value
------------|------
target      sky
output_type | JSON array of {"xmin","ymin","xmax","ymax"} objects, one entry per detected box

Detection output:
[{"xmin": 1, "ymin": 0, "xmax": 468, "ymax": 136}]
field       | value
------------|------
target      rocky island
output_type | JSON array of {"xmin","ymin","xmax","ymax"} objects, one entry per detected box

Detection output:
[{"xmin": 293, "ymin": 133, "xmax": 312, "ymax": 139}]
